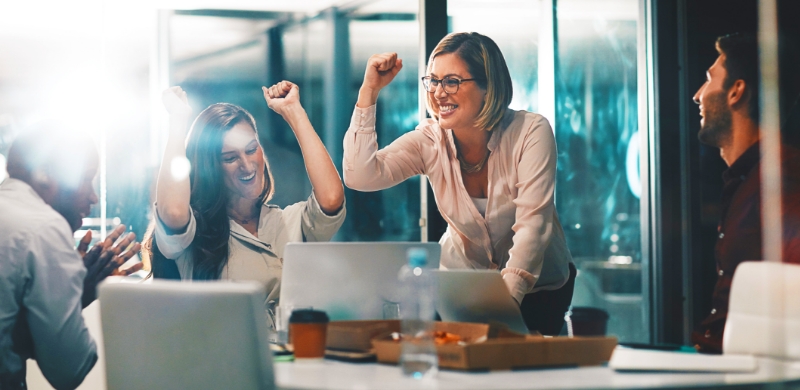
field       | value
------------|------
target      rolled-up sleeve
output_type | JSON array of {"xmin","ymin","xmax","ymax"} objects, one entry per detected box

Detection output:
[
  {"xmin": 501, "ymin": 115, "xmax": 558, "ymax": 303},
  {"xmin": 153, "ymin": 203, "xmax": 197, "ymax": 260},
  {"xmin": 23, "ymin": 223, "xmax": 97, "ymax": 390},
  {"xmin": 300, "ymin": 192, "xmax": 346, "ymax": 242},
  {"xmin": 343, "ymin": 104, "xmax": 429, "ymax": 191}
]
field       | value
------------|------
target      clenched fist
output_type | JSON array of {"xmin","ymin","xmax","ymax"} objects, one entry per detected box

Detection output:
[{"xmin": 162, "ymin": 86, "xmax": 192, "ymax": 118}]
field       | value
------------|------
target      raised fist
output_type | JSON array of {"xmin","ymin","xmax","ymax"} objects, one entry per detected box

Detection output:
[{"xmin": 162, "ymin": 86, "xmax": 192, "ymax": 118}]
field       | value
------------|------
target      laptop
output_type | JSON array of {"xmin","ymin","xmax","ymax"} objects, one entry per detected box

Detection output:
[
  {"xmin": 99, "ymin": 280, "xmax": 275, "ymax": 390},
  {"xmin": 280, "ymin": 242, "xmax": 441, "ymax": 321},
  {"xmin": 434, "ymin": 270, "xmax": 530, "ymax": 334}
]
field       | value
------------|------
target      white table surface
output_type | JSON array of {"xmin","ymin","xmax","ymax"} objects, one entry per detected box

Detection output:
[
  {"xmin": 274, "ymin": 357, "xmax": 800, "ymax": 390},
  {"xmin": 22, "ymin": 287, "xmax": 800, "ymax": 390}
]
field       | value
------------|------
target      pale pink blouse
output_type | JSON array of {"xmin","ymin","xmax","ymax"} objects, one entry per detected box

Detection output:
[{"xmin": 343, "ymin": 105, "xmax": 573, "ymax": 303}]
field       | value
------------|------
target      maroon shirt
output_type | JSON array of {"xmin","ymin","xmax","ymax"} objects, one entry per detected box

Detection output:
[{"xmin": 692, "ymin": 142, "xmax": 800, "ymax": 353}]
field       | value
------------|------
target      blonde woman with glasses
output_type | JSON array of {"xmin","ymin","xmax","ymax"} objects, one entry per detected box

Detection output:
[{"xmin": 344, "ymin": 32, "xmax": 575, "ymax": 335}]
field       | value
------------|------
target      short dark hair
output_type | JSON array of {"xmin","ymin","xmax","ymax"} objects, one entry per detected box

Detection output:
[{"xmin": 716, "ymin": 33, "xmax": 759, "ymax": 122}]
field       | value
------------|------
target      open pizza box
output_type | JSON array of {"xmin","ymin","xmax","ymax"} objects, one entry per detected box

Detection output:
[{"xmin": 325, "ymin": 320, "xmax": 617, "ymax": 370}]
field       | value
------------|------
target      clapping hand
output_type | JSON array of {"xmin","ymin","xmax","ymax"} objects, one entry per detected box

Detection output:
[
  {"xmin": 263, "ymin": 81, "xmax": 302, "ymax": 117},
  {"xmin": 79, "ymin": 225, "xmax": 143, "ymax": 308}
]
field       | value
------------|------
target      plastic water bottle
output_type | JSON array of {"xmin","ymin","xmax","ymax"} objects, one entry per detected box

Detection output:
[{"xmin": 398, "ymin": 248, "xmax": 438, "ymax": 379}]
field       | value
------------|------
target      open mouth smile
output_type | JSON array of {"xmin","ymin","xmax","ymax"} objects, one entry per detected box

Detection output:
[
  {"xmin": 239, "ymin": 172, "xmax": 256, "ymax": 182},
  {"xmin": 439, "ymin": 104, "xmax": 458, "ymax": 117}
]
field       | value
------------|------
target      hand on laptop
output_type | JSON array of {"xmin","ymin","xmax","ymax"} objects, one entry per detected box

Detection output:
[{"xmin": 79, "ymin": 225, "xmax": 142, "ymax": 308}]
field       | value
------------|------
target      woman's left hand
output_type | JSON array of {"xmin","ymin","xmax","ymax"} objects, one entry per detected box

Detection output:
[{"xmin": 263, "ymin": 81, "xmax": 302, "ymax": 117}]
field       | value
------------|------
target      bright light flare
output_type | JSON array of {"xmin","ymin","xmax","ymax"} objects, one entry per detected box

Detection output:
[{"xmin": 170, "ymin": 156, "xmax": 191, "ymax": 181}]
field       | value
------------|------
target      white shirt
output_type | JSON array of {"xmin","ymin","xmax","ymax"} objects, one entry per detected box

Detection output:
[
  {"xmin": 471, "ymin": 197, "xmax": 488, "ymax": 217},
  {"xmin": 154, "ymin": 193, "xmax": 345, "ymax": 310},
  {"xmin": 0, "ymin": 178, "xmax": 97, "ymax": 389}
]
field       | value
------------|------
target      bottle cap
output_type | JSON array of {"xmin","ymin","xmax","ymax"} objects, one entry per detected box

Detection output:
[{"xmin": 407, "ymin": 247, "xmax": 428, "ymax": 268}]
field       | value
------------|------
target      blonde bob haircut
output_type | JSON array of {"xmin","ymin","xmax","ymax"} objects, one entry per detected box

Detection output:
[{"xmin": 425, "ymin": 32, "xmax": 512, "ymax": 132}]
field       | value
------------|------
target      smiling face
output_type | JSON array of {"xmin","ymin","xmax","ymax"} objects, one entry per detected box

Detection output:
[
  {"xmin": 220, "ymin": 122, "xmax": 266, "ymax": 202},
  {"xmin": 693, "ymin": 55, "xmax": 733, "ymax": 148},
  {"xmin": 429, "ymin": 53, "xmax": 487, "ymax": 132}
]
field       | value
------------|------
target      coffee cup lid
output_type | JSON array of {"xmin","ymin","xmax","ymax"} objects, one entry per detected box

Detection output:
[{"xmin": 289, "ymin": 309, "xmax": 329, "ymax": 324}]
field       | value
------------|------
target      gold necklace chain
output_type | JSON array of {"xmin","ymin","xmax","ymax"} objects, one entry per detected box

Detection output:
[{"xmin": 458, "ymin": 150, "xmax": 490, "ymax": 174}]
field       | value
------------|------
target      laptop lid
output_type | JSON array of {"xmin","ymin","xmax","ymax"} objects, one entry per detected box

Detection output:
[
  {"xmin": 435, "ymin": 270, "xmax": 530, "ymax": 334},
  {"xmin": 280, "ymin": 242, "xmax": 440, "ymax": 321},
  {"xmin": 99, "ymin": 280, "xmax": 275, "ymax": 390}
]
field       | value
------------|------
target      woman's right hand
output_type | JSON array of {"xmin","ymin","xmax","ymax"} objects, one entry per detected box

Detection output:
[
  {"xmin": 162, "ymin": 86, "xmax": 192, "ymax": 118},
  {"xmin": 358, "ymin": 52, "xmax": 403, "ymax": 107}
]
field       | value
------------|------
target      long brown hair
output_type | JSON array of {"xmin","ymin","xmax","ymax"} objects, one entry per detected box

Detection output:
[{"xmin": 144, "ymin": 103, "xmax": 275, "ymax": 280}]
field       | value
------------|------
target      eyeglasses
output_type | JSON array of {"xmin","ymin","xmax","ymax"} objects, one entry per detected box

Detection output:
[{"xmin": 421, "ymin": 76, "xmax": 476, "ymax": 94}]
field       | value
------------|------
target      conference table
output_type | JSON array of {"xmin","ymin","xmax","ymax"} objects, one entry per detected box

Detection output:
[
  {"xmin": 274, "ymin": 356, "xmax": 800, "ymax": 389},
  {"xmin": 23, "ymin": 299, "xmax": 800, "ymax": 390}
]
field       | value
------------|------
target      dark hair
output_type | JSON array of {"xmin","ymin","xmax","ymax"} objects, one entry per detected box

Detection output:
[
  {"xmin": 7, "ymin": 127, "xmax": 95, "ymax": 188},
  {"xmin": 716, "ymin": 33, "xmax": 759, "ymax": 122},
  {"xmin": 426, "ymin": 32, "xmax": 513, "ymax": 132},
  {"xmin": 145, "ymin": 103, "xmax": 275, "ymax": 280}
]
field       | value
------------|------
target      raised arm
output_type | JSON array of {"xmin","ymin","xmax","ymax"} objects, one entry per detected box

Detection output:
[
  {"xmin": 356, "ymin": 52, "xmax": 403, "ymax": 108},
  {"xmin": 343, "ymin": 52, "xmax": 429, "ymax": 191},
  {"xmin": 155, "ymin": 87, "xmax": 193, "ymax": 231},
  {"xmin": 263, "ymin": 81, "xmax": 344, "ymax": 215}
]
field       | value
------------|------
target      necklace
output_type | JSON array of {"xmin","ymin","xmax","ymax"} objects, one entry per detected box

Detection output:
[{"xmin": 458, "ymin": 150, "xmax": 490, "ymax": 174}]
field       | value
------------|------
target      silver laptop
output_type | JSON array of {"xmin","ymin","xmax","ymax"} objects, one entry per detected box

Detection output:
[
  {"xmin": 435, "ymin": 270, "xmax": 530, "ymax": 334},
  {"xmin": 99, "ymin": 280, "xmax": 275, "ymax": 390},
  {"xmin": 280, "ymin": 242, "xmax": 441, "ymax": 321}
]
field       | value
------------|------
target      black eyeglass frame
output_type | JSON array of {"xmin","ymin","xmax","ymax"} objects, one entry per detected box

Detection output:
[{"xmin": 421, "ymin": 76, "xmax": 476, "ymax": 94}]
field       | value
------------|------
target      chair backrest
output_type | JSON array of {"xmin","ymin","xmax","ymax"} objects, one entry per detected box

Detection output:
[
  {"xmin": 723, "ymin": 261, "xmax": 800, "ymax": 359},
  {"xmin": 99, "ymin": 280, "xmax": 275, "ymax": 390}
]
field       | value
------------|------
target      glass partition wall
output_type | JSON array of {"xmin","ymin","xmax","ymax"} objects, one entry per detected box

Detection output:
[
  {"xmin": 449, "ymin": 0, "xmax": 647, "ymax": 342},
  {"xmin": 165, "ymin": 4, "xmax": 421, "ymax": 241},
  {"xmin": 147, "ymin": 0, "xmax": 650, "ymax": 342},
  {"xmin": 555, "ymin": 0, "xmax": 646, "ymax": 343}
]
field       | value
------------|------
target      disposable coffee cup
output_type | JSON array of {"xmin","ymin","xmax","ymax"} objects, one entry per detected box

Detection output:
[
  {"xmin": 568, "ymin": 307, "xmax": 609, "ymax": 336},
  {"xmin": 289, "ymin": 309, "xmax": 329, "ymax": 359}
]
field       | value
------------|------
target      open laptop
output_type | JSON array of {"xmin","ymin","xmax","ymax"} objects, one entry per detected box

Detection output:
[
  {"xmin": 435, "ymin": 270, "xmax": 530, "ymax": 334},
  {"xmin": 280, "ymin": 242, "xmax": 440, "ymax": 321},
  {"xmin": 99, "ymin": 280, "xmax": 275, "ymax": 390}
]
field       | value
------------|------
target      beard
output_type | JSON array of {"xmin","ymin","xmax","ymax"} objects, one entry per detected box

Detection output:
[
  {"xmin": 51, "ymin": 189, "xmax": 85, "ymax": 233},
  {"xmin": 697, "ymin": 90, "xmax": 733, "ymax": 148}
]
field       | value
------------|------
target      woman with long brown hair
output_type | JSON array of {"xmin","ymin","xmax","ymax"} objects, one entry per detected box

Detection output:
[{"xmin": 146, "ymin": 81, "xmax": 345, "ymax": 325}]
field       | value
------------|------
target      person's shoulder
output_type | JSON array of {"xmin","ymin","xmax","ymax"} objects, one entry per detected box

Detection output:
[
  {"xmin": 0, "ymin": 205, "xmax": 74, "ymax": 268},
  {"xmin": 518, "ymin": 110, "xmax": 551, "ymax": 129},
  {"xmin": 261, "ymin": 203, "xmax": 284, "ymax": 216},
  {"xmin": 499, "ymin": 110, "xmax": 553, "ymax": 139},
  {"xmin": 414, "ymin": 118, "xmax": 444, "ymax": 138},
  {"xmin": 0, "ymin": 198, "xmax": 69, "ymax": 239}
]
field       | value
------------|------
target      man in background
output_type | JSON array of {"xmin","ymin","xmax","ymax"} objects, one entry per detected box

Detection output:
[
  {"xmin": 0, "ymin": 129, "xmax": 141, "ymax": 389},
  {"xmin": 691, "ymin": 33, "xmax": 800, "ymax": 353}
]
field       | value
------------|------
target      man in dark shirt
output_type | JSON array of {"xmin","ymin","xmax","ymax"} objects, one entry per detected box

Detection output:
[{"xmin": 690, "ymin": 33, "xmax": 800, "ymax": 353}]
